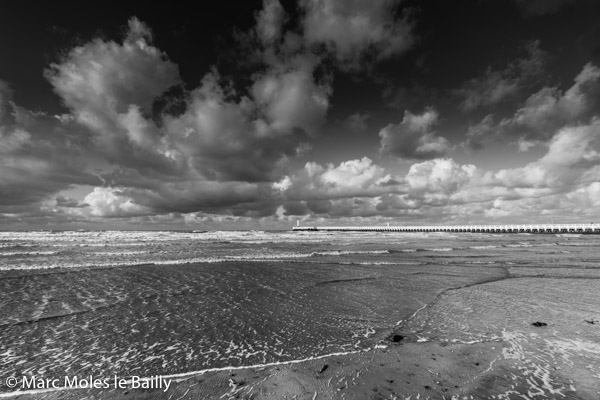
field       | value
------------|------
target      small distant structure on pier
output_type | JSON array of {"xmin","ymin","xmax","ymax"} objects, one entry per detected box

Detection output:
[{"xmin": 293, "ymin": 223, "xmax": 600, "ymax": 234}]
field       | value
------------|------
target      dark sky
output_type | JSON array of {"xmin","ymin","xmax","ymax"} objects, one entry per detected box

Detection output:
[{"xmin": 1, "ymin": 0, "xmax": 600, "ymax": 229}]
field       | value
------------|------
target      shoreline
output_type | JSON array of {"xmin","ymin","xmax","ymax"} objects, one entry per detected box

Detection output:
[
  {"xmin": 4, "ymin": 334, "xmax": 596, "ymax": 399},
  {"xmin": 1, "ymin": 339, "xmax": 505, "ymax": 399}
]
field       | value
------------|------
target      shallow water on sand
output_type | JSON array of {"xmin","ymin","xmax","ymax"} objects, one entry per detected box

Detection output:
[{"xmin": 0, "ymin": 230, "xmax": 599, "ymax": 394}]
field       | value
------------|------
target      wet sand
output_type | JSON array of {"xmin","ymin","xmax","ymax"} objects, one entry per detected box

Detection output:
[{"xmin": 7, "ymin": 275, "xmax": 600, "ymax": 400}]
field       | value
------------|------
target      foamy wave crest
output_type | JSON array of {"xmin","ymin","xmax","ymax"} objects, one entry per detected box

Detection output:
[
  {"xmin": 91, "ymin": 251, "xmax": 150, "ymax": 256},
  {"xmin": 557, "ymin": 242, "xmax": 596, "ymax": 247},
  {"xmin": 469, "ymin": 245, "xmax": 498, "ymax": 250},
  {"xmin": 310, "ymin": 250, "xmax": 390, "ymax": 256},
  {"xmin": 0, "ymin": 254, "xmax": 319, "ymax": 271},
  {"xmin": 355, "ymin": 261, "xmax": 424, "ymax": 266},
  {"xmin": 0, "ymin": 244, "xmax": 36, "ymax": 248},
  {"xmin": 427, "ymin": 247, "xmax": 454, "ymax": 252},
  {"xmin": 0, "ymin": 251, "xmax": 59, "ymax": 257},
  {"xmin": 224, "ymin": 252, "xmax": 312, "ymax": 260}
]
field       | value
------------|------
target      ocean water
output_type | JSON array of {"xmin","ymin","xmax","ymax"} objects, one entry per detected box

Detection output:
[{"xmin": 0, "ymin": 230, "xmax": 599, "ymax": 394}]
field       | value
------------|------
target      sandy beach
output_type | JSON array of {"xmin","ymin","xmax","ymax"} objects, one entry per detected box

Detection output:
[{"xmin": 6, "ymin": 272, "xmax": 599, "ymax": 400}]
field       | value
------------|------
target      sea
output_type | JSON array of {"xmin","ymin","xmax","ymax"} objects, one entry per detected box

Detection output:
[{"xmin": 0, "ymin": 229, "xmax": 599, "ymax": 394}]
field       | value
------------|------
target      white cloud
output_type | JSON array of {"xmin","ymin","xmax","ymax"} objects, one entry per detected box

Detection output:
[
  {"xmin": 277, "ymin": 157, "xmax": 399, "ymax": 201},
  {"xmin": 252, "ymin": 63, "xmax": 331, "ymax": 134},
  {"xmin": 275, "ymin": 115, "xmax": 600, "ymax": 222},
  {"xmin": 5, "ymin": 13, "xmax": 600, "ymax": 227},
  {"xmin": 406, "ymin": 158, "xmax": 477, "ymax": 195},
  {"xmin": 301, "ymin": 0, "xmax": 414, "ymax": 66},
  {"xmin": 45, "ymin": 17, "xmax": 181, "ymax": 174},
  {"xmin": 47, "ymin": 18, "xmax": 179, "ymax": 117},
  {"xmin": 379, "ymin": 108, "xmax": 451, "ymax": 159},
  {"xmin": 321, "ymin": 157, "xmax": 390, "ymax": 188},
  {"xmin": 164, "ymin": 71, "xmax": 311, "ymax": 182},
  {"xmin": 84, "ymin": 187, "xmax": 150, "ymax": 217},
  {"xmin": 3, "ymin": 16, "xmax": 330, "ymax": 221},
  {"xmin": 490, "ymin": 118, "xmax": 600, "ymax": 190}
]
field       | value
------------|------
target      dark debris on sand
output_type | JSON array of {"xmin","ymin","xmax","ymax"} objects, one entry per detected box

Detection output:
[{"xmin": 388, "ymin": 334, "xmax": 405, "ymax": 343}]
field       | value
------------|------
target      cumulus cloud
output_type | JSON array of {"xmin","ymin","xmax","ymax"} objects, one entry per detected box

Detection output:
[
  {"xmin": 277, "ymin": 157, "xmax": 400, "ymax": 201},
  {"xmin": 301, "ymin": 0, "xmax": 414, "ymax": 66},
  {"xmin": 406, "ymin": 158, "xmax": 477, "ymax": 195},
  {"xmin": 1, "ymin": 13, "xmax": 339, "ymax": 223},
  {"xmin": 6, "ymin": 9, "xmax": 599, "ymax": 227},
  {"xmin": 45, "ymin": 17, "xmax": 182, "ymax": 175},
  {"xmin": 379, "ymin": 108, "xmax": 451, "ymax": 159},
  {"xmin": 455, "ymin": 40, "xmax": 546, "ymax": 111},
  {"xmin": 161, "ymin": 69, "xmax": 321, "ymax": 182},
  {"xmin": 83, "ymin": 187, "xmax": 150, "ymax": 217},
  {"xmin": 276, "ymin": 114, "xmax": 600, "ymax": 222},
  {"xmin": 276, "ymin": 156, "xmax": 481, "ymax": 219},
  {"xmin": 15, "ymin": 14, "xmax": 334, "ymax": 220},
  {"xmin": 491, "ymin": 118, "xmax": 600, "ymax": 189},
  {"xmin": 47, "ymin": 18, "xmax": 179, "ymax": 117},
  {"xmin": 252, "ymin": 62, "xmax": 331, "ymax": 135}
]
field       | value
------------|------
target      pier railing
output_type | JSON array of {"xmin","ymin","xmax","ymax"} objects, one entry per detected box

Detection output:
[{"xmin": 292, "ymin": 224, "xmax": 600, "ymax": 234}]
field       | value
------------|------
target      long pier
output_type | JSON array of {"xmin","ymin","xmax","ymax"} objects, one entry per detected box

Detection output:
[{"xmin": 293, "ymin": 223, "xmax": 600, "ymax": 234}]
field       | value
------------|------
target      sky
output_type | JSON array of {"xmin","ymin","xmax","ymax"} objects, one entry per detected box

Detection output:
[{"xmin": 1, "ymin": 0, "xmax": 600, "ymax": 230}]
